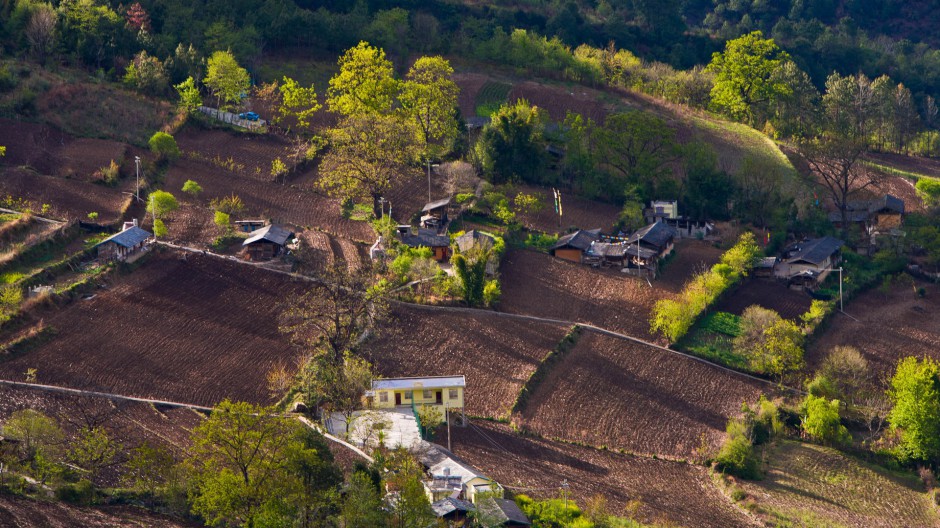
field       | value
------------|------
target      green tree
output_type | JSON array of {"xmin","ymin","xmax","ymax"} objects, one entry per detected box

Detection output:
[
  {"xmin": 214, "ymin": 210, "xmax": 230, "ymax": 229},
  {"xmin": 153, "ymin": 219, "xmax": 167, "ymax": 238},
  {"xmin": 594, "ymin": 111, "xmax": 678, "ymax": 200},
  {"xmin": 148, "ymin": 132, "xmax": 180, "ymax": 160},
  {"xmin": 327, "ymin": 42, "xmax": 398, "ymax": 116},
  {"xmin": 124, "ymin": 442, "xmax": 175, "ymax": 507},
  {"xmin": 452, "ymin": 249, "xmax": 489, "ymax": 307},
  {"xmin": 270, "ymin": 157, "xmax": 288, "ymax": 184},
  {"xmin": 319, "ymin": 114, "xmax": 417, "ymax": 218},
  {"xmin": 278, "ymin": 76, "xmax": 321, "ymax": 130},
  {"xmin": 473, "ymin": 99, "xmax": 548, "ymax": 185},
  {"xmin": 147, "ymin": 190, "xmax": 179, "ymax": 218},
  {"xmin": 2, "ymin": 408, "xmax": 63, "ymax": 463},
  {"xmin": 391, "ymin": 472, "xmax": 436, "ymax": 528},
  {"xmin": 181, "ymin": 179, "xmax": 202, "ymax": 197},
  {"xmin": 123, "ymin": 50, "xmax": 168, "ymax": 95},
  {"xmin": 734, "ymin": 306, "xmax": 804, "ymax": 378},
  {"xmin": 706, "ymin": 31, "xmax": 792, "ymax": 123},
  {"xmin": 399, "ymin": 56, "xmax": 459, "ymax": 157},
  {"xmin": 68, "ymin": 426, "xmax": 121, "ymax": 486},
  {"xmin": 887, "ymin": 357, "xmax": 940, "ymax": 463},
  {"xmin": 294, "ymin": 352, "xmax": 374, "ymax": 432},
  {"xmin": 341, "ymin": 471, "xmax": 387, "ymax": 527},
  {"xmin": 916, "ymin": 179, "xmax": 940, "ymax": 206},
  {"xmin": 187, "ymin": 400, "xmax": 334, "ymax": 527},
  {"xmin": 204, "ymin": 50, "xmax": 250, "ymax": 110},
  {"xmin": 175, "ymin": 76, "xmax": 203, "ymax": 114},
  {"xmin": 801, "ymin": 395, "xmax": 850, "ymax": 445}
]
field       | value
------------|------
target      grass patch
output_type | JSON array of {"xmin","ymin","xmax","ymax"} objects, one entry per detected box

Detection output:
[
  {"xmin": 860, "ymin": 160, "xmax": 938, "ymax": 182},
  {"xmin": 475, "ymin": 80, "xmax": 512, "ymax": 117},
  {"xmin": 702, "ymin": 311, "xmax": 741, "ymax": 337},
  {"xmin": 690, "ymin": 114, "xmax": 798, "ymax": 189},
  {"xmin": 683, "ymin": 330, "xmax": 749, "ymax": 371}
]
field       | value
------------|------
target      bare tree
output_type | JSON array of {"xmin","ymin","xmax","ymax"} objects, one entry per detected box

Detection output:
[
  {"xmin": 26, "ymin": 6, "xmax": 57, "ymax": 64},
  {"xmin": 279, "ymin": 263, "xmax": 388, "ymax": 363},
  {"xmin": 797, "ymin": 135, "xmax": 880, "ymax": 235}
]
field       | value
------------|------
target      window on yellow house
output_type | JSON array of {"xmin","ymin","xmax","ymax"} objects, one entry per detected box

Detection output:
[
  {"xmin": 404, "ymin": 391, "xmax": 412, "ymax": 400},
  {"xmin": 423, "ymin": 389, "xmax": 431, "ymax": 400},
  {"xmin": 449, "ymin": 389, "xmax": 458, "ymax": 400},
  {"xmin": 379, "ymin": 392, "xmax": 388, "ymax": 403}
]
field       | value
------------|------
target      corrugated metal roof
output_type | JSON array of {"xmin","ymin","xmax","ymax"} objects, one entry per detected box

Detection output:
[
  {"xmin": 477, "ymin": 497, "xmax": 531, "ymax": 526},
  {"xmin": 243, "ymin": 224, "xmax": 294, "ymax": 246},
  {"xmin": 422, "ymin": 197, "xmax": 451, "ymax": 212},
  {"xmin": 372, "ymin": 376, "xmax": 466, "ymax": 390},
  {"xmin": 96, "ymin": 226, "xmax": 151, "ymax": 248}
]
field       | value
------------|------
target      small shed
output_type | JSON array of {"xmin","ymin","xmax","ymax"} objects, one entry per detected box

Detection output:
[
  {"xmin": 242, "ymin": 224, "xmax": 295, "ymax": 261},
  {"xmin": 549, "ymin": 229, "xmax": 601, "ymax": 263},
  {"xmin": 431, "ymin": 497, "xmax": 475, "ymax": 524},
  {"xmin": 583, "ymin": 241, "xmax": 630, "ymax": 268},
  {"xmin": 95, "ymin": 225, "xmax": 152, "ymax": 262},
  {"xmin": 421, "ymin": 197, "xmax": 451, "ymax": 229},
  {"xmin": 398, "ymin": 226, "xmax": 452, "ymax": 261},
  {"xmin": 754, "ymin": 256, "xmax": 779, "ymax": 278},
  {"xmin": 476, "ymin": 497, "xmax": 532, "ymax": 526}
]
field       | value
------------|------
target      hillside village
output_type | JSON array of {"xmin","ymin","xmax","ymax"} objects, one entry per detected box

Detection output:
[{"xmin": 1, "ymin": 1, "xmax": 940, "ymax": 527}]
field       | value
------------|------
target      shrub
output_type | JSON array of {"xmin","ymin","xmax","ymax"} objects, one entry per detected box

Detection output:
[
  {"xmin": 214, "ymin": 210, "xmax": 230, "ymax": 228},
  {"xmin": 916, "ymin": 178, "xmax": 940, "ymax": 206},
  {"xmin": 96, "ymin": 160, "xmax": 120, "ymax": 185},
  {"xmin": 182, "ymin": 179, "xmax": 202, "ymax": 197},
  {"xmin": 148, "ymin": 132, "xmax": 180, "ymax": 160},
  {"xmin": 483, "ymin": 279, "xmax": 501, "ymax": 307},
  {"xmin": 715, "ymin": 430, "xmax": 760, "ymax": 479},
  {"xmin": 153, "ymin": 219, "xmax": 167, "ymax": 238},
  {"xmin": 801, "ymin": 395, "xmax": 850, "ymax": 445}
]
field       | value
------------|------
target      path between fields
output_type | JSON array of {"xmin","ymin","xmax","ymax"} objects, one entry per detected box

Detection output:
[
  {"xmin": 156, "ymin": 240, "xmax": 804, "ymax": 393},
  {"xmin": 0, "ymin": 379, "xmax": 374, "ymax": 463}
]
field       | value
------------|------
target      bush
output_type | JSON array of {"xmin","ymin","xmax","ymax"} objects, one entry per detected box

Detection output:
[
  {"xmin": 148, "ymin": 132, "xmax": 180, "ymax": 160},
  {"xmin": 182, "ymin": 179, "xmax": 202, "ymax": 197},
  {"xmin": 715, "ymin": 431, "xmax": 760, "ymax": 479},
  {"xmin": 483, "ymin": 279, "xmax": 501, "ymax": 307},
  {"xmin": 56, "ymin": 480, "xmax": 95, "ymax": 505},
  {"xmin": 916, "ymin": 178, "xmax": 940, "ymax": 206},
  {"xmin": 95, "ymin": 160, "xmax": 120, "ymax": 186},
  {"xmin": 801, "ymin": 395, "xmax": 850, "ymax": 445},
  {"xmin": 214, "ymin": 210, "xmax": 230, "ymax": 228}
]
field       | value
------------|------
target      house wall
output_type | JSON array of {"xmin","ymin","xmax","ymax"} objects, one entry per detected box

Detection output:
[
  {"xmin": 246, "ymin": 242, "xmax": 279, "ymax": 260},
  {"xmin": 432, "ymin": 246, "xmax": 452, "ymax": 262},
  {"xmin": 553, "ymin": 248, "xmax": 582, "ymax": 263},
  {"xmin": 874, "ymin": 213, "xmax": 902, "ymax": 230},
  {"xmin": 464, "ymin": 478, "xmax": 504, "ymax": 504},
  {"xmin": 373, "ymin": 386, "xmax": 464, "ymax": 409}
]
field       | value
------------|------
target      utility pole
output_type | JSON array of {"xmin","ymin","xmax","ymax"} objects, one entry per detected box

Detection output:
[
  {"xmin": 150, "ymin": 193, "xmax": 156, "ymax": 241},
  {"xmin": 134, "ymin": 156, "xmax": 141, "ymax": 202},
  {"xmin": 426, "ymin": 156, "xmax": 432, "ymax": 203},
  {"xmin": 837, "ymin": 266, "xmax": 843, "ymax": 312},
  {"xmin": 561, "ymin": 480, "xmax": 570, "ymax": 519}
]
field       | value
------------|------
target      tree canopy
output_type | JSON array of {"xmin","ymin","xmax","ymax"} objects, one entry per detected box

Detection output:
[
  {"xmin": 706, "ymin": 31, "xmax": 792, "ymax": 123},
  {"xmin": 399, "ymin": 56, "xmax": 459, "ymax": 156},
  {"xmin": 327, "ymin": 41, "xmax": 398, "ymax": 116},
  {"xmin": 204, "ymin": 50, "xmax": 250, "ymax": 110},
  {"xmin": 888, "ymin": 356, "xmax": 940, "ymax": 463}
]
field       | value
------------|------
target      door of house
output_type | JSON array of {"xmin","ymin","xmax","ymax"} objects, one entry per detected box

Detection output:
[
  {"xmin": 436, "ymin": 391, "xmax": 442, "ymax": 404},
  {"xmin": 395, "ymin": 392, "xmax": 401, "ymax": 406}
]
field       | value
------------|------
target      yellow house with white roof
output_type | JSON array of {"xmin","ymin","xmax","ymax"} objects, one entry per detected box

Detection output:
[{"xmin": 369, "ymin": 375, "xmax": 465, "ymax": 414}]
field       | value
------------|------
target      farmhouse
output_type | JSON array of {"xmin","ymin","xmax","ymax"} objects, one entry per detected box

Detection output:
[
  {"xmin": 829, "ymin": 194, "xmax": 905, "ymax": 236},
  {"xmin": 582, "ymin": 241, "xmax": 630, "ymax": 268},
  {"xmin": 242, "ymin": 224, "xmax": 295, "ymax": 261},
  {"xmin": 397, "ymin": 226, "xmax": 452, "ymax": 261},
  {"xmin": 431, "ymin": 497, "xmax": 475, "ymax": 525},
  {"xmin": 370, "ymin": 375, "xmax": 465, "ymax": 415},
  {"xmin": 95, "ymin": 222, "xmax": 152, "ymax": 262},
  {"xmin": 421, "ymin": 197, "xmax": 451, "ymax": 230},
  {"xmin": 627, "ymin": 222, "xmax": 676, "ymax": 256},
  {"xmin": 549, "ymin": 229, "xmax": 601, "ymax": 263},
  {"xmin": 643, "ymin": 200, "xmax": 714, "ymax": 238},
  {"xmin": 775, "ymin": 236, "xmax": 844, "ymax": 286}
]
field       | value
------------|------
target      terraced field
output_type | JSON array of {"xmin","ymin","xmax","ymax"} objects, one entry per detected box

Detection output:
[
  {"xmin": 0, "ymin": 251, "xmax": 303, "ymax": 406},
  {"xmin": 514, "ymin": 332, "xmax": 770, "ymax": 458}
]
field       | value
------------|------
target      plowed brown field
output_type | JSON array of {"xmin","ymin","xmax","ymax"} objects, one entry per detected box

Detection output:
[
  {"xmin": 0, "ymin": 251, "xmax": 303, "ymax": 406},
  {"xmin": 515, "ymin": 332, "xmax": 768, "ymax": 458},
  {"xmin": 365, "ymin": 305, "xmax": 568, "ymax": 419},
  {"xmin": 449, "ymin": 420, "xmax": 755, "ymax": 528},
  {"xmin": 0, "ymin": 119, "xmax": 129, "ymax": 181},
  {"xmin": 0, "ymin": 167, "xmax": 131, "ymax": 223},
  {"xmin": 0, "ymin": 494, "xmax": 199, "ymax": 528},
  {"xmin": 508, "ymin": 81, "xmax": 610, "ymax": 122},
  {"xmin": 499, "ymin": 249, "xmax": 674, "ymax": 340},
  {"xmin": 163, "ymin": 159, "xmax": 375, "ymax": 244},
  {"xmin": 807, "ymin": 279, "xmax": 940, "ymax": 382},
  {"xmin": 514, "ymin": 184, "xmax": 620, "ymax": 235},
  {"xmin": 175, "ymin": 127, "xmax": 296, "ymax": 181},
  {"xmin": 657, "ymin": 239, "xmax": 725, "ymax": 293},
  {"xmin": 714, "ymin": 279, "xmax": 813, "ymax": 321}
]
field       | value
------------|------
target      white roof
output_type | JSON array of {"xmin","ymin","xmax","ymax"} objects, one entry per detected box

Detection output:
[{"xmin": 372, "ymin": 376, "xmax": 466, "ymax": 391}]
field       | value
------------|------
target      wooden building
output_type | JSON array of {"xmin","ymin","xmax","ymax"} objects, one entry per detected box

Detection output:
[
  {"xmin": 242, "ymin": 224, "xmax": 295, "ymax": 261},
  {"xmin": 421, "ymin": 197, "xmax": 451, "ymax": 230},
  {"xmin": 95, "ymin": 225, "xmax": 152, "ymax": 262},
  {"xmin": 829, "ymin": 194, "xmax": 905, "ymax": 236},
  {"xmin": 549, "ymin": 229, "xmax": 601, "ymax": 263},
  {"xmin": 397, "ymin": 226, "xmax": 452, "ymax": 261}
]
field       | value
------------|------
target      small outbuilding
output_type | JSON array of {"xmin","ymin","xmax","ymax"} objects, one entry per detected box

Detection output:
[
  {"xmin": 626, "ymin": 222, "xmax": 676, "ymax": 258},
  {"xmin": 476, "ymin": 497, "xmax": 532, "ymax": 526},
  {"xmin": 397, "ymin": 226, "xmax": 452, "ymax": 261},
  {"xmin": 95, "ymin": 223, "xmax": 152, "ymax": 262},
  {"xmin": 549, "ymin": 229, "xmax": 601, "ymax": 263},
  {"xmin": 242, "ymin": 224, "xmax": 295, "ymax": 261},
  {"xmin": 431, "ymin": 497, "xmax": 475, "ymax": 525},
  {"xmin": 421, "ymin": 197, "xmax": 451, "ymax": 230},
  {"xmin": 455, "ymin": 230, "xmax": 495, "ymax": 254}
]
